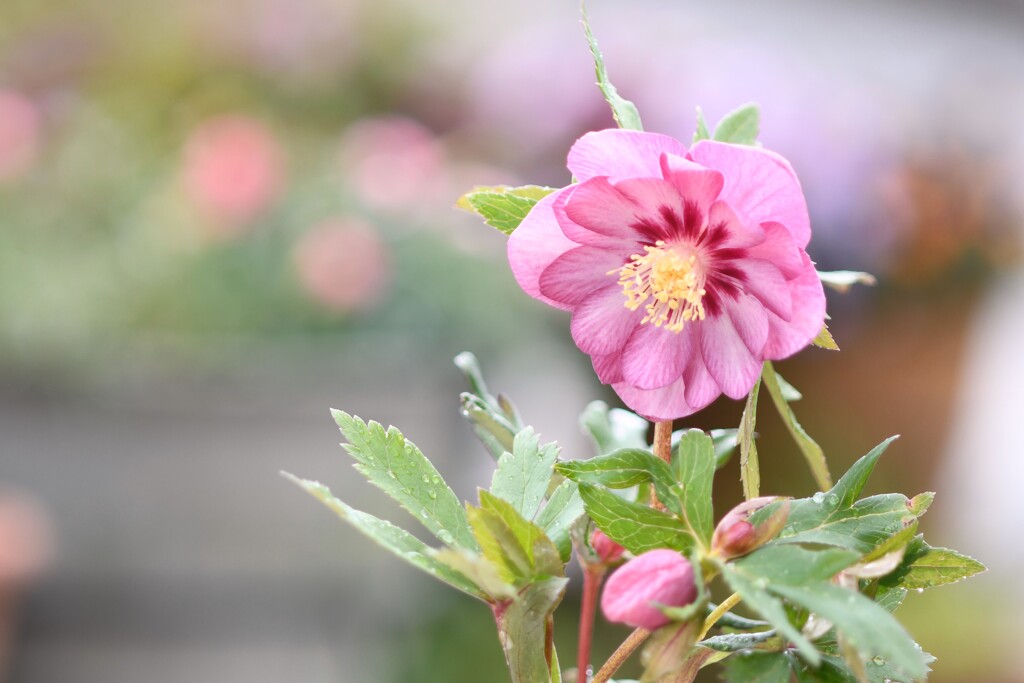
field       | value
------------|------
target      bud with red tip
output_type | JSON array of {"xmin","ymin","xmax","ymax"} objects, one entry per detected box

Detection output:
[
  {"xmin": 711, "ymin": 496, "xmax": 790, "ymax": 559},
  {"xmin": 600, "ymin": 549, "xmax": 697, "ymax": 631},
  {"xmin": 589, "ymin": 529, "xmax": 625, "ymax": 564}
]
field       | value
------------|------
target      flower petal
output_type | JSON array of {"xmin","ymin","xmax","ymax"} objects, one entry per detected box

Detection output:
[
  {"xmin": 736, "ymin": 259, "xmax": 793, "ymax": 322},
  {"xmin": 728, "ymin": 293, "xmax": 770, "ymax": 357},
  {"xmin": 706, "ymin": 200, "xmax": 765, "ymax": 250},
  {"xmin": 689, "ymin": 140, "xmax": 811, "ymax": 248},
  {"xmin": 563, "ymin": 177, "xmax": 658, "ymax": 243},
  {"xmin": 570, "ymin": 285, "xmax": 639, "ymax": 355},
  {"xmin": 680, "ymin": 329, "xmax": 721, "ymax": 410},
  {"xmin": 611, "ymin": 377, "xmax": 693, "ymax": 422},
  {"xmin": 763, "ymin": 253, "xmax": 827, "ymax": 359},
  {"xmin": 700, "ymin": 308, "xmax": 763, "ymax": 400},
  {"xmin": 620, "ymin": 324, "xmax": 694, "ymax": 390},
  {"xmin": 660, "ymin": 153, "xmax": 724, "ymax": 224},
  {"xmin": 612, "ymin": 177, "xmax": 692, "ymax": 242},
  {"xmin": 568, "ymin": 129, "xmax": 688, "ymax": 183},
  {"xmin": 746, "ymin": 221, "xmax": 804, "ymax": 279},
  {"xmin": 507, "ymin": 188, "xmax": 578, "ymax": 310},
  {"xmin": 539, "ymin": 245, "xmax": 628, "ymax": 306},
  {"xmin": 592, "ymin": 351, "xmax": 624, "ymax": 384}
]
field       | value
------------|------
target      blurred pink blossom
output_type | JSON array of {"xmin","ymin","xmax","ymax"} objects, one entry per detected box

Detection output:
[
  {"xmin": 0, "ymin": 491, "xmax": 53, "ymax": 588},
  {"xmin": 293, "ymin": 218, "xmax": 391, "ymax": 313},
  {"xmin": 182, "ymin": 115, "xmax": 285, "ymax": 234},
  {"xmin": 338, "ymin": 116, "xmax": 446, "ymax": 213},
  {"xmin": 0, "ymin": 89, "xmax": 41, "ymax": 182},
  {"xmin": 601, "ymin": 549, "xmax": 697, "ymax": 631}
]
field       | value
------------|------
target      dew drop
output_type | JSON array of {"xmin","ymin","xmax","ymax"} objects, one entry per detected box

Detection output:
[
  {"xmin": 428, "ymin": 489, "xmax": 437, "ymax": 499},
  {"xmin": 422, "ymin": 474, "xmax": 430, "ymax": 483},
  {"xmin": 872, "ymin": 656, "xmax": 885, "ymax": 666},
  {"xmin": 437, "ymin": 530, "xmax": 454, "ymax": 544},
  {"xmin": 916, "ymin": 587, "xmax": 925, "ymax": 593},
  {"xmin": 431, "ymin": 475, "xmax": 441, "ymax": 485},
  {"xmin": 811, "ymin": 492, "xmax": 826, "ymax": 504},
  {"xmin": 754, "ymin": 578, "xmax": 768, "ymax": 590},
  {"xmin": 826, "ymin": 494, "xmax": 839, "ymax": 506},
  {"xmin": 387, "ymin": 470, "xmax": 397, "ymax": 479}
]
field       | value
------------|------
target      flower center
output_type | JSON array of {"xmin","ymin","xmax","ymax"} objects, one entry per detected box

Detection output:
[{"xmin": 614, "ymin": 241, "xmax": 706, "ymax": 333}]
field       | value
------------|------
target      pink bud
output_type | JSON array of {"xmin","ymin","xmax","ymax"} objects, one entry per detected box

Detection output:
[
  {"xmin": 600, "ymin": 549, "xmax": 697, "ymax": 631},
  {"xmin": 589, "ymin": 529, "xmax": 625, "ymax": 564},
  {"xmin": 711, "ymin": 496, "xmax": 790, "ymax": 559}
]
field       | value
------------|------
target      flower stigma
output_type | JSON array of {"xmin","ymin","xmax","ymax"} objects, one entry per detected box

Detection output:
[{"xmin": 614, "ymin": 241, "xmax": 706, "ymax": 333}]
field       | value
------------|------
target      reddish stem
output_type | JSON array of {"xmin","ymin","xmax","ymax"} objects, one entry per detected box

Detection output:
[
  {"xmin": 651, "ymin": 420, "xmax": 674, "ymax": 508},
  {"xmin": 577, "ymin": 566, "xmax": 605, "ymax": 681}
]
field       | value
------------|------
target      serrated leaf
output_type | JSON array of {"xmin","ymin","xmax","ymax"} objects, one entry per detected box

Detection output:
[
  {"xmin": 862, "ymin": 521, "xmax": 919, "ymax": 563},
  {"xmin": 580, "ymin": 401, "xmax": 649, "ymax": 455},
  {"xmin": 577, "ymin": 483, "xmax": 692, "ymax": 555},
  {"xmin": 693, "ymin": 106, "xmax": 711, "ymax": 143},
  {"xmin": 581, "ymin": 3, "xmax": 643, "ymax": 131},
  {"xmin": 770, "ymin": 582, "xmax": 927, "ymax": 680},
  {"xmin": 817, "ymin": 270, "xmax": 877, "ymax": 293},
  {"xmin": 778, "ymin": 493, "xmax": 918, "ymax": 554},
  {"xmin": 456, "ymin": 185, "xmax": 556, "ymax": 235},
  {"xmin": 813, "ymin": 323, "xmax": 840, "ymax": 351},
  {"xmin": 556, "ymin": 448, "xmax": 682, "ymax": 516},
  {"xmin": 496, "ymin": 576, "xmax": 568, "ymax": 683},
  {"xmin": 908, "ymin": 492, "xmax": 934, "ymax": 516},
  {"xmin": 875, "ymin": 586, "xmax": 909, "ymax": 614},
  {"xmin": 739, "ymin": 376, "xmax": 762, "ymax": 500},
  {"xmin": 431, "ymin": 547, "xmax": 516, "ymax": 600},
  {"xmin": 535, "ymin": 479, "xmax": 585, "ymax": 562},
  {"xmin": 712, "ymin": 103, "xmax": 760, "ymax": 145},
  {"xmin": 733, "ymin": 545, "xmax": 860, "ymax": 586},
  {"xmin": 761, "ymin": 363, "xmax": 832, "ymax": 490},
  {"xmin": 492, "ymin": 428, "xmax": 560, "ymax": 519},
  {"xmin": 674, "ymin": 429, "xmax": 716, "ymax": 547},
  {"xmin": 722, "ymin": 651, "xmax": 791, "ymax": 682},
  {"xmin": 471, "ymin": 491, "xmax": 564, "ymax": 583},
  {"xmin": 284, "ymin": 474, "xmax": 484, "ymax": 599},
  {"xmin": 482, "ymin": 491, "xmax": 563, "ymax": 577},
  {"xmin": 881, "ymin": 538, "xmax": 986, "ymax": 590},
  {"xmin": 332, "ymin": 411, "xmax": 477, "ymax": 550}
]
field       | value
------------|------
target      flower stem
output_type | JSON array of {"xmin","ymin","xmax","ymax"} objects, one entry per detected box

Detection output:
[
  {"xmin": 592, "ymin": 627, "xmax": 650, "ymax": 683},
  {"xmin": 698, "ymin": 591, "xmax": 742, "ymax": 640},
  {"xmin": 577, "ymin": 566, "xmax": 606, "ymax": 682},
  {"xmin": 651, "ymin": 420, "xmax": 674, "ymax": 508}
]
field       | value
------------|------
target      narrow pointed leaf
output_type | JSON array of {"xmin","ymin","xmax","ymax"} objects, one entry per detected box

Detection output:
[
  {"xmin": 332, "ymin": 411, "xmax": 477, "ymax": 550},
  {"xmin": 813, "ymin": 323, "xmax": 840, "ymax": 351},
  {"xmin": 693, "ymin": 106, "xmax": 711, "ymax": 142},
  {"xmin": 739, "ymin": 376, "xmax": 761, "ymax": 500},
  {"xmin": 761, "ymin": 363, "xmax": 832, "ymax": 490},
  {"xmin": 284, "ymin": 474, "xmax": 483, "ymax": 599},
  {"xmin": 535, "ymin": 480, "xmax": 585, "ymax": 562},
  {"xmin": 581, "ymin": 2, "xmax": 643, "ymax": 130},
  {"xmin": 880, "ymin": 538, "xmax": 986, "ymax": 590},
  {"xmin": 817, "ymin": 270, "xmax": 877, "ymax": 293}
]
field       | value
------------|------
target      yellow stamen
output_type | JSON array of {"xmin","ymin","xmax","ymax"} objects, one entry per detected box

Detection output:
[{"xmin": 612, "ymin": 241, "xmax": 706, "ymax": 333}]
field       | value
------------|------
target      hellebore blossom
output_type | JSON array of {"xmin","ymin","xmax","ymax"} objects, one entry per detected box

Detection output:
[
  {"xmin": 600, "ymin": 549, "xmax": 697, "ymax": 631},
  {"xmin": 589, "ymin": 528, "xmax": 625, "ymax": 564},
  {"xmin": 711, "ymin": 496, "xmax": 790, "ymax": 559},
  {"xmin": 508, "ymin": 130, "xmax": 826, "ymax": 420}
]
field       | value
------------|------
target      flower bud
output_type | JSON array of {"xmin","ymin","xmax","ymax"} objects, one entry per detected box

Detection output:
[
  {"xmin": 711, "ymin": 496, "xmax": 790, "ymax": 559},
  {"xmin": 600, "ymin": 549, "xmax": 697, "ymax": 631},
  {"xmin": 589, "ymin": 529, "xmax": 625, "ymax": 564}
]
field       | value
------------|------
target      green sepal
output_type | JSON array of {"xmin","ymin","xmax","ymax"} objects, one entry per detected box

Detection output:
[
  {"xmin": 712, "ymin": 103, "xmax": 760, "ymax": 145},
  {"xmin": 581, "ymin": 2, "xmax": 643, "ymax": 131},
  {"xmin": 456, "ymin": 185, "xmax": 556, "ymax": 235}
]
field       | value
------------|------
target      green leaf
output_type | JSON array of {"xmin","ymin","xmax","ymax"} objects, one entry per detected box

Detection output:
[
  {"xmin": 674, "ymin": 429, "xmax": 716, "ymax": 547},
  {"xmin": 721, "ymin": 565, "xmax": 819, "ymax": 665},
  {"xmin": 722, "ymin": 652, "xmax": 791, "ymax": 682},
  {"xmin": 770, "ymin": 582, "xmax": 927, "ymax": 680},
  {"xmin": 712, "ymin": 103, "xmax": 760, "ymax": 145},
  {"xmin": 699, "ymin": 630, "xmax": 778, "ymax": 653},
  {"xmin": 495, "ymin": 576, "xmax": 568, "ymax": 683},
  {"xmin": 733, "ymin": 545, "xmax": 860, "ymax": 586},
  {"xmin": 833, "ymin": 436, "xmax": 898, "ymax": 508},
  {"xmin": 761, "ymin": 363, "xmax": 832, "ymax": 490},
  {"xmin": 709, "ymin": 428, "xmax": 740, "ymax": 468},
  {"xmin": 817, "ymin": 270, "xmax": 877, "ymax": 293},
  {"xmin": 332, "ymin": 411, "xmax": 477, "ymax": 550},
  {"xmin": 739, "ymin": 376, "xmax": 762, "ymax": 500},
  {"xmin": 640, "ymin": 621, "xmax": 699, "ymax": 681},
  {"xmin": 284, "ymin": 473, "xmax": 484, "ymax": 599},
  {"xmin": 790, "ymin": 653, "xmax": 859, "ymax": 683},
  {"xmin": 881, "ymin": 538, "xmax": 986, "ymax": 590},
  {"xmin": 581, "ymin": 2, "xmax": 643, "ymax": 131},
  {"xmin": 813, "ymin": 323, "xmax": 840, "ymax": 351},
  {"xmin": 431, "ymin": 547, "xmax": 516, "ymax": 600},
  {"xmin": 693, "ymin": 106, "xmax": 711, "ymax": 143},
  {"xmin": 492, "ymin": 428, "xmax": 560, "ymax": 520},
  {"xmin": 461, "ymin": 392, "xmax": 517, "ymax": 459},
  {"xmin": 556, "ymin": 448, "xmax": 682, "ymax": 515},
  {"xmin": 454, "ymin": 351, "xmax": 496, "ymax": 407},
  {"xmin": 875, "ymin": 586, "xmax": 908, "ymax": 613},
  {"xmin": 577, "ymin": 483, "xmax": 692, "ymax": 555},
  {"xmin": 535, "ymin": 480, "xmax": 585, "ymax": 562},
  {"xmin": 580, "ymin": 401, "xmax": 649, "ymax": 455},
  {"xmin": 470, "ymin": 491, "xmax": 563, "ymax": 583},
  {"xmin": 456, "ymin": 185, "xmax": 556, "ymax": 235}
]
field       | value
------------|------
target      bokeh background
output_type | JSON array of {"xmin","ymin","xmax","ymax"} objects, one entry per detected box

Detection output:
[{"xmin": 1, "ymin": 0, "xmax": 1022, "ymax": 681}]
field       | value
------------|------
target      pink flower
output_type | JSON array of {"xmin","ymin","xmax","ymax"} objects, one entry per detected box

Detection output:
[
  {"xmin": 182, "ymin": 115, "xmax": 285, "ymax": 232},
  {"xmin": 292, "ymin": 218, "xmax": 391, "ymax": 313},
  {"xmin": 601, "ymin": 549, "xmax": 696, "ymax": 631},
  {"xmin": 711, "ymin": 496, "xmax": 790, "ymax": 559},
  {"xmin": 589, "ymin": 529, "xmax": 625, "ymax": 564},
  {"xmin": 508, "ymin": 129, "xmax": 826, "ymax": 421},
  {"xmin": 0, "ymin": 89, "xmax": 41, "ymax": 182}
]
